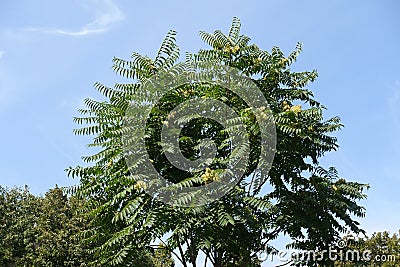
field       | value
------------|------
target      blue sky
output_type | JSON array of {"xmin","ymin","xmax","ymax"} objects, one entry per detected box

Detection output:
[{"xmin": 0, "ymin": 0, "xmax": 399, "ymax": 254}]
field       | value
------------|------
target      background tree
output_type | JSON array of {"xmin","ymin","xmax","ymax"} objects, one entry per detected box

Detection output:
[
  {"xmin": 68, "ymin": 17, "xmax": 369, "ymax": 266},
  {"xmin": 365, "ymin": 231, "xmax": 400, "ymax": 267},
  {"xmin": 0, "ymin": 185, "xmax": 39, "ymax": 267},
  {"xmin": 32, "ymin": 186, "xmax": 94, "ymax": 266},
  {"xmin": 0, "ymin": 186, "xmax": 99, "ymax": 266},
  {"xmin": 334, "ymin": 231, "xmax": 400, "ymax": 267}
]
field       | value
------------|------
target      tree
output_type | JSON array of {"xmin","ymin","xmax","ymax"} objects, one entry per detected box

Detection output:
[
  {"xmin": 0, "ymin": 186, "xmax": 98, "ymax": 266},
  {"xmin": 68, "ymin": 17, "xmax": 369, "ymax": 266},
  {"xmin": 364, "ymin": 231, "xmax": 400, "ymax": 267},
  {"xmin": 32, "ymin": 186, "xmax": 95, "ymax": 266},
  {"xmin": 334, "ymin": 230, "xmax": 400, "ymax": 267},
  {"xmin": 0, "ymin": 186, "xmax": 40, "ymax": 267}
]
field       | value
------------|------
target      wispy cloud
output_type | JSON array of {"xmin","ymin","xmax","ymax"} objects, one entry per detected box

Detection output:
[
  {"xmin": 26, "ymin": 0, "xmax": 124, "ymax": 36},
  {"xmin": 0, "ymin": 51, "xmax": 4, "ymax": 59},
  {"xmin": 26, "ymin": 27, "xmax": 106, "ymax": 36}
]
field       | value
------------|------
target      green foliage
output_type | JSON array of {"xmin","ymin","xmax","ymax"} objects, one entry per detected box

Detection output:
[
  {"xmin": 0, "ymin": 186, "xmax": 96, "ymax": 267},
  {"xmin": 334, "ymin": 230, "xmax": 400, "ymax": 267},
  {"xmin": 0, "ymin": 186, "xmax": 40, "ymax": 266},
  {"xmin": 32, "ymin": 186, "xmax": 95, "ymax": 266},
  {"xmin": 68, "ymin": 17, "xmax": 369, "ymax": 266}
]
